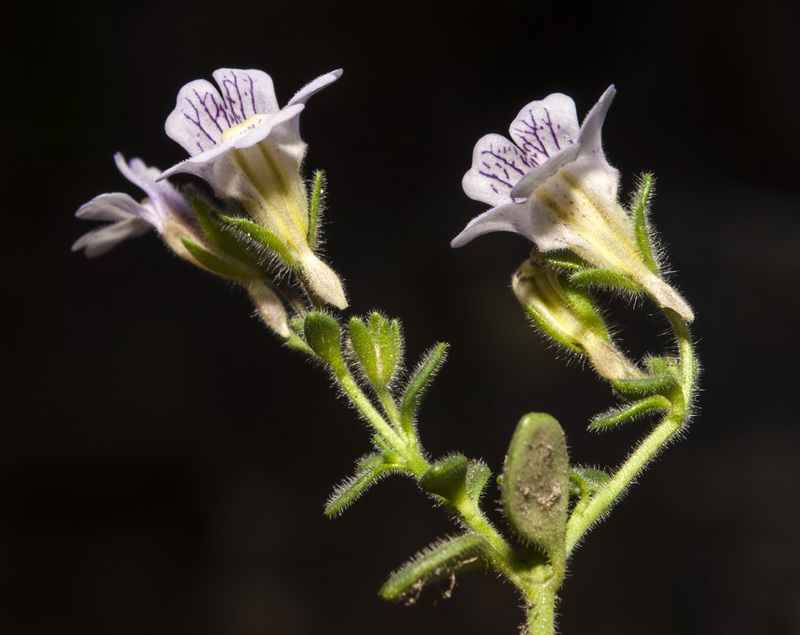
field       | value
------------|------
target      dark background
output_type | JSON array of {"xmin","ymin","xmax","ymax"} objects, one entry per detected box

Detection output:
[{"xmin": 6, "ymin": 0, "xmax": 800, "ymax": 633}]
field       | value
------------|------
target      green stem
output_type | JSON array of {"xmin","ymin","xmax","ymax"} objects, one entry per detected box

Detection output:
[
  {"xmin": 337, "ymin": 372, "xmax": 428, "ymax": 474},
  {"xmin": 524, "ymin": 584, "xmax": 558, "ymax": 635},
  {"xmin": 565, "ymin": 308, "xmax": 696, "ymax": 554}
]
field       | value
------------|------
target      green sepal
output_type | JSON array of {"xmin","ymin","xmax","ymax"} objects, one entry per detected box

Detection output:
[
  {"xmin": 184, "ymin": 187, "xmax": 258, "ymax": 266},
  {"xmin": 399, "ymin": 343, "xmax": 448, "ymax": 435},
  {"xmin": 325, "ymin": 454, "xmax": 397, "ymax": 516},
  {"xmin": 308, "ymin": 170, "xmax": 325, "ymax": 251},
  {"xmin": 569, "ymin": 268, "xmax": 644, "ymax": 293},
  {"xmin": 348, "ymin": 313, "xmax": 403, "ymax": 389},
  {"xmin": 220, "ymin": 215, "xmax": 296, "ymax": 267},
  {"xmin": 540, "ymin": 250, "xmax": 588, "ymax": 271},
  {"xmin": 465, "ymin": 460, "xmax": 492, "ymax": 504},
  {"xmin": 590, "ymin": 395, "xmax": 673, "ymax": 430},
  {"xmin": 613, "ymin": 373, "xmax": 678, "ymax": 400},
  {"xmin": 420, "ymin": 454, "xmax": 468, "ymax": 501},
  {"xmin": 568, "ymin": 467, "xmax": 611, "ymax": 497},
  {"xmin": 502, "ymin": 413, "xmax": 569, "ymax": 567},
  {"xmin": 303, "ymin": 312, "xmax": 346, "ymax": 373},
  {"xmin": 560, "ymin": 280, "xmax": 613, "ymax": 342},
  {"xmin": 380, "ymin": 534, "xmax": 488, "ymax": 602},
  {"xmin": 630, "ymin": 173, "xmax": 661, "ymax": 275},
  {"xmin": 180, "ymin": 238, "xmax": 258, "ymax": 280}
]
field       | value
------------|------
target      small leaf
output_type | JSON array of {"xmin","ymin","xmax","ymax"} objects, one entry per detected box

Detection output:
[
  {"xmin": 420, "ymin": 455, "xmax": 468, "ymax": 501},
  {"xmin": 465, "ymin": 460, "xmax": 492, "ymax": 504},
  {"xmin": 380, "ymin": 534, "xmax": 487, "ymax": 602},
  {"xmin": 304, "ymin": 312, "xmax": 346, "ymax": 372},
  {"xmin": 325, "ymin": 456, "xmax": 396, "ymax": 516},
  {"xmin": 569, "ymin": 268, "xmax": 643, "ymax": 292},
  {"xmin": 630, "ymin": 173, "xmax": 661, "ymax": 275},
  {"xmin": 400, "ymin": 343, "xmax": 448, "ymax": 434},
  {"xmin": 502, "ymin": 413, "xmax": 569, "ymax": 567},
  {"xmin": 568, "ymin": 467, "xmax": 611, "ymax": 496},
  {"xmin": 590, "ymin": 395, "xmax": 672, "ymax": 430},
  {"xmin": 541, "ymin": 250, "xmax": 588, "ymax": 271}
]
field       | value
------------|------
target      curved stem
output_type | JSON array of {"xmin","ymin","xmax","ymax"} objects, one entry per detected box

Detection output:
[{"xmin": 565, "ymin": 308, "xmax": 696, "ymax": 554}]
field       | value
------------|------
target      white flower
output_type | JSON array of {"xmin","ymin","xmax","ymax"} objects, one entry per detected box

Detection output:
[
  {"xmin": 73, "ymin": 153, "xmax": 193, "ymax": 257},
  {"xmin": 160, "ymin": 68, "xmax": 346, "ymax": 309},
  {"xmin": 452, "ymin": 87, "xmax": 693, "ymax": 322}
]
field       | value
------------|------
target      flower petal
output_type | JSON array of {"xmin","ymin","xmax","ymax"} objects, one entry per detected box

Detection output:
[
  {"xmin": 286, "ymin": 69, "xmax": 343, "ymax": 108},
  {"xmin": 451, "ymin": 201, "xmax": 533, "ymax": 247},
  {"xmin": 509, "ymin": 93, "xmax": 579, "ymax": 167},
  {"xmin": 76, "ymin": 193, "xmax": 146, "ymax": 222},
  {"xmin": 165, "ymin": 69, "xmax": 278, "ymax": 157},
  {"xmin": 463, "ymin": 134, "xmax": 534, "ymax": 207},
  {"xmin": 72, "ymin": 216, "xmax": 152, "ymax": 257}
]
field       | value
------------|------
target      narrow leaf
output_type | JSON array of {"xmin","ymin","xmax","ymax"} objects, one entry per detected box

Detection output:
[
  {"xmin": 613, "ymin": 374, "xmax": 678, "ymax": 400},
  {"xmin": 325, "ymin": 460, "xmax": 396, "ymax": 516},
  {"xmin": 185, "ymin": 187, "xmax": 257, "ymax": 265},
  {"xmin": 308, "ymin": 170, "xmax": 325, "ymax": 251},
  {"xmin": 380, "ymin": 534, "xmax": 487, "ymax": 601},
  {"xmin": 630, "ymin": 173, "xmax": 660, "ymax": 275},
  {"xmin": 400, "ymin": 343, "xmax": 448, "ymax": 434},
  {"xmin": 590, "ymin": 395, "xmax": 672, "ymax": 430}
]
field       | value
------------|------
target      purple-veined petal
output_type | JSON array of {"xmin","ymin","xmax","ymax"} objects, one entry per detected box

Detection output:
[
  {"xmin": 72, "ymin": 216, "xmax": 153, "ymax": 257},
  {"xmin": 509, "ymin": 93, "xmax": 579, "ymax": 167},
  {"xmin": 212, "ymin": 68, "xmax": 279, "ymax": 118},
  {"xmin": 463, "ymin": 134, "xmax": 534, "ymax": 207}
]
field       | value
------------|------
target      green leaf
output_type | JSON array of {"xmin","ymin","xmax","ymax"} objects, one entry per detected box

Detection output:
[
  {"xmin": 308, "ymin": 170, "xmax": 325, "ymax": 251},
  {"xmin": 569, "ymin": 268, "xmax": 644, "ymax": 293},
  {"xmin": 380, "ymin": 534, "xmax": 487, "ymax": 602},
  {"xmin": 420, "ymin": 454, "xmax": 468, "ymax": 501},
  {"xmin": 220, "ymin": 216, "xmax": 296, "ymax": 267},
  {"xmin": 465, "ymin": 460, "xmax": 492, "ymax": 504},
  {"xmin": 568, "ymin": 467, "xmax": 611, "ymax": 497},
  {"xmin": 590, "ymin": 395, "xmax": 672, "ymax": 430},
  {"xmin": 502, "ymin": 413, "xmax": 569, "ymax": 567},
  {"xmin": 303, "ymin": 312, "xmax": 346, "ymax": 372},
  {"xmin": 180, "ymin": 238, "xmax": 257, "ymax": 280},
  {"xmin": 630, "ymin": 173, "xmax": 661, "ymax": 275},
  {"xmin": 399, "ymin": 343, "xmax": 448, "ymax": 434},
  {"xmin": 325, "ymin": 456, "xmax": 396, "ymax": 516}
]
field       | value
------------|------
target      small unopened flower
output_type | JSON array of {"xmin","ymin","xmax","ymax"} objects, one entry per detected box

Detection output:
[
  {"xmin": 161, "ymin": 68, "xmax": 347, "ymax": 309},
  {"xmin": 512, "ymin": 259, "xmax": 643, "ymax": 381},
  {"xmin": 453, "ymin": 87, "xmax": 693, "ymax": 322}
]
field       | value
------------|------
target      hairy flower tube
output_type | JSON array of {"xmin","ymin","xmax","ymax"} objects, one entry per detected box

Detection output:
[
  {"xmin": 452, "ymin": 87, "xmax": 693, "ymax": 322},
  {"xmin": 161, "ymin": 68, "xmax": 347, "ymax": 309},
  {"xmin": 73, "ymin": 154, "xmax": 290, "ymax": 337}
]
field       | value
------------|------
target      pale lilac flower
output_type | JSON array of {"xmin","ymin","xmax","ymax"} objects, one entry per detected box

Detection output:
[
  {"xmin": 161, "ymin": 68, "xmax": 346, "ymax": 309},
  {"xmin": 453, "ymin": 87, "xmax": 693, "ymax": 322},
  {"xmin": 72, "ymin": 153, "xmax": 191, "ymax": 257}
]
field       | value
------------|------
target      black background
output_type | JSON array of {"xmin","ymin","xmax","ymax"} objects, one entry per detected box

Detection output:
[{"xmin": 6, "ymin": 0, "xmax": 800, "ymax": 633}]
